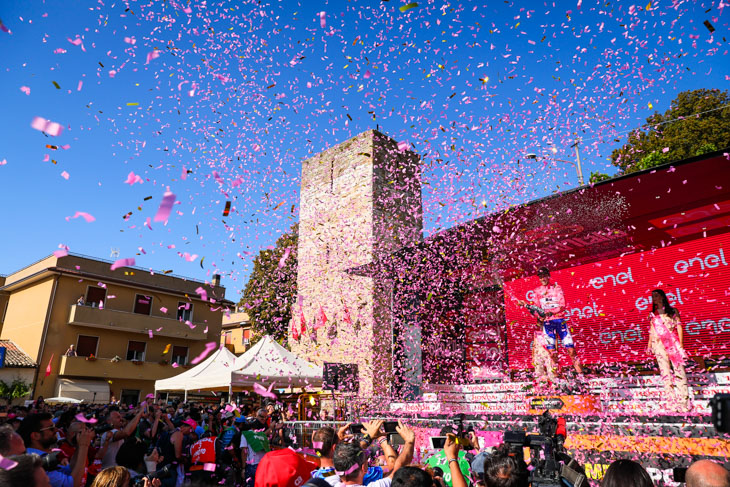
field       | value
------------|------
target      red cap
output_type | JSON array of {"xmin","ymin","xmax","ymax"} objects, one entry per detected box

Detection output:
[{"xmin": 254, "ymin": 448, "xmax": 318, "ymax": 487}]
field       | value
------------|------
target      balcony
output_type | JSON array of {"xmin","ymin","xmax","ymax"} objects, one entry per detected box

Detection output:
[
  {"xmin": 67, "ymin": 304, "xmax": 207, "ymax": 340},
  {"xmin": 59, "ymin": 355, "xmax": 187, "ymax": 381}
]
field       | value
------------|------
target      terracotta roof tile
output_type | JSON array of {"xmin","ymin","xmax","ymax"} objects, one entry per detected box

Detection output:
[{"xmin": 0, "ymin": 340, "xmax": 37, "ymax": 368}]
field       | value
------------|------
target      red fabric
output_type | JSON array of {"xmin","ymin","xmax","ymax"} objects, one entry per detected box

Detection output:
[
  {"xmin": 45, "ymin": 353, "xmax": 54, "ymax": 377},
  {"xmin": 254, "ymin": 449, "xmax": 318, "ymax": 487},
  {"xmin": 191, "ymin": 437, "xmax": 217, "ymax": 464}
]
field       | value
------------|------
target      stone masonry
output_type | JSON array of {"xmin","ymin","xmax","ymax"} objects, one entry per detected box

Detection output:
[{"xmin": 291, "ymin": 130, "xmax": 423, "ymax": 397}]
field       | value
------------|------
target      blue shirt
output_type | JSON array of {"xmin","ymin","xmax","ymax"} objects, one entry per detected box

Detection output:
[{"xmin": 26, "ymin": 447, "xmax": 74, "ymax": 487}]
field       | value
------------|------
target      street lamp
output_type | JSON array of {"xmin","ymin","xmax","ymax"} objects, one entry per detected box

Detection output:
[{"xmin": 525, "ymin": 138, "xmax": 585, "ymax": 186}]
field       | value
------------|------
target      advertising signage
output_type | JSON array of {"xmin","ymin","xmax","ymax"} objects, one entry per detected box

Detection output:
[{"xmin": 504, "ymin": 231, "xmax": 730, "ymax": 368}]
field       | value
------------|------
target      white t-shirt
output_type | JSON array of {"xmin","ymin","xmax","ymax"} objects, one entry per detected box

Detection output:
[
  {"xmin": 101, "ymin": 429, "xmax": 123, "ymax": 468},
  {"xmin": 336, "ymin": 479, "xmax": 392, "ymax": 487},
  {"xmin": 239, "ymin": 433, "xmax": 267, "ymax": 465}
]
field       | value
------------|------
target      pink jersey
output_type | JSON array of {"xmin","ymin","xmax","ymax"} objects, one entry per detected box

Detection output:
[{"xmin": 531, "ymin": 283, "xmax": 567, "ymax": 319}]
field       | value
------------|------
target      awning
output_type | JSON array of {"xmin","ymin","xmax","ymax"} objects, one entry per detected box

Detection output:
[{"xmin": 55, "ymin": 378, "xmax": 110, "ymax": 404}]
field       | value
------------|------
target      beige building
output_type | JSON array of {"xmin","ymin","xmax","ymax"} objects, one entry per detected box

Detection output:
[
  {"xmin": 0, "ymin": 254, "xmax": 229, "ymax": 404},
  {"xmin": 220, "ymin": 311, "xmax": 252, "ymax": 354}
]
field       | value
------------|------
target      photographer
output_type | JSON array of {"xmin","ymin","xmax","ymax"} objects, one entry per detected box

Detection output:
[
  {"xmin": 394, "ymin": 435, "xmax": 468, "ymax": 487},
  {"xmin": 100, "ymin": 405, "xmax": 146, "ymax": 469},
  {"xmin": 89, "ymin": 465, "xmax": 161, "ymax": 487},
  {"xmin": 18, "ymin": 412, "xmax": 94, "ymax": 487},
  {"xmin": 0, "ymin": 453, "xmax": 52, "ymax": 487},
  {"xmin": 483, "ymin": 444, "xmax": 528, "ymax": 487}
]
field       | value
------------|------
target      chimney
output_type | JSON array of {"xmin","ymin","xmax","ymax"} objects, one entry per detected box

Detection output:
[{"xmin": 212, "ymin": 274, "xmax": 221, "ymax": 287}]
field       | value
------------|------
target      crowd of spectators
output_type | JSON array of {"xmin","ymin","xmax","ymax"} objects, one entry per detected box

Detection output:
[{"xmin": 0, "ymin": 397, "xmax": 728, "ymax": 487}]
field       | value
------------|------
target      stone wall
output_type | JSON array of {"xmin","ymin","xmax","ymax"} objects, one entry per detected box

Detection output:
[{"xmin": 292, "ymin": 130, "xmax": 422, "ymax": 396}]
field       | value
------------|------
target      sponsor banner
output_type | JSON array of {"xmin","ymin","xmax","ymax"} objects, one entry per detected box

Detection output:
[
  {"xmin": 439, "ymin": 392, "xmax": 529, "ymax": 403},
  {"xmin": 389, "ymin": 402, "xmax": 441, "ymax": 413},
  {"xmin": 505, "ymin": 232, "xmax": 730, "ymax": 368},
  {"xmin": 716, "ymin": 372, "xmax": 730, "ymax": 385}
]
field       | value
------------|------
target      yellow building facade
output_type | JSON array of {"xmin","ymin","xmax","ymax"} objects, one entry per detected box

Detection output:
[
  {"xmin": 220, "ymin": 311, "xmax": 252, "ymax": 355},
  {"xmin": 0, "ymin": 254, "xmax": 229, "ymax": 404}
]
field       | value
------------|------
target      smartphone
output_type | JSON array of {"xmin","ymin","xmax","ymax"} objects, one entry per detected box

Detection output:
[
  {"xmin": 384, "ymin": 421, "xmax": 398, "ymax": 434},
  {"xmin": 389, "ymin": 433, "xmax": 405, "ymax": 446},
  {"xmin": 349, "ymin": 423, "xmax": 364, "ymax": 435},
  {"xmin": 430, "ymin": 436, "xmax": 447, "ymax": 449}
]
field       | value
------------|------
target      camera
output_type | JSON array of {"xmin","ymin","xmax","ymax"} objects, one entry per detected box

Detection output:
[
  {"xmin": 41, "ymin": 451, "xmax": 63, "ymax": 471},
  {"xmin": 503, "ymin": 411, "xmax": 587, "ymax": 487},
  {"xmin": 94, "ymin": 423, "xmax": 115, "ymax": 435},
  {"xmin": 132, "ymin": 464, "xmax": 174, "ymax": 487}
]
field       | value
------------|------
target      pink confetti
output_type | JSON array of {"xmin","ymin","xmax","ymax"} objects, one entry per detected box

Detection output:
[
  {"xmin": 0, "ymin": 453, "xmax": 18, "ymax": 470},
  {"xmin": 0, "ymin": 159, "xmax": 6, "ymax": 166},
  {"xmin": 53, "ymin": 245, "xmax": 69, "ymax": 258},
  {"xmin": 77, "ymin": 80, "xmax": 83, "ymax": 91},
  {"xmin": 397, "ymin": 140, "xmax": 409, "ymax": 152},
  {"xmin": 195, "ymin": 286, "xmax": 208, "ymax": 302},
  {"xmin": 31, "ymin": 116, "xmax": 63, "ymax": 136},
  {"xmin": 319, "ymin": 11, "xmax": 326, "ymax": 28},
  {"xmin": 146, "ymin": 50, "xmax": 160, "ymax": 64},
  {"xmin": 148, "ymin": 330, "xmax": 154, "ymax": 338},
  {"xmin": 20, "ymin": 86, "xmax": 30, "ymax": 95},
  {"xmin": 110, "ymin": 257, "xmax": 136, "ymax": 271},
  {"xmin": 124, "ymin": 171, "xmax": 144, "ymax": 185},
  {"xmin": 278, "ymin": 247, "xmax": 291, "ymax": 268},
  {"xmin": 66, "ymin": 211, "xmax": 95, "ymax": 223},
  {"xmin": 67, "ymin": 37, "xmax": 82, "ymax": 46},
  {"xmin": 662, "ymin": 147, "xmax": 670, "ymax": 153},
  {"xmin": 253, "ymin": 382, "xmax": 277, "ymax": 400},
  {"xmin": 61, "ymin": 171, "xmax": 69, "ymax": 180},
  {"xmin": 74, "ymin": 413, "xmax": 97, "ymax": 424},
  {"xmin": 124, "ymin": 36, "xmax": 136, "ymax": 44},
  {"xmin": 190, "ymin": 342, "xmax": 218, "ymax": 365},
  {"xmin": 153, "ymin": 191, "xmax": 176, "ymax": 222},
  {"xmin": 160, "ymin": 307, "xmax": 168, "ymax": 313},
  {"xmin": 172, "ymin": 362, "xmax": 179, "ymax": 368}
]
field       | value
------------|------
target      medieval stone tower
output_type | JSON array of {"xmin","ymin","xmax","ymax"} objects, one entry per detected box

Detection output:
[{"xmin": 291, "ymin": 130, "xmax": 423, "ymax": 397}]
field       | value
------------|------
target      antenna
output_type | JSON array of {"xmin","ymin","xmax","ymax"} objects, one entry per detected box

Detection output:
[{"xmin": 110, "ymin": 248, "xmax": 120, "ymax": 258}]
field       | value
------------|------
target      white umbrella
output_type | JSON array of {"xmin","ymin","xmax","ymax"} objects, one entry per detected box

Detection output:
[{"xmin": 44, "ymin": 396, "xmax": 83, "ymax": 404}]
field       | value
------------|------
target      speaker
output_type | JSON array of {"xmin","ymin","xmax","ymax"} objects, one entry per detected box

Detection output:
[{"xmin": 323, "ymin": 363, "xmax": 359, "ymax": 392}]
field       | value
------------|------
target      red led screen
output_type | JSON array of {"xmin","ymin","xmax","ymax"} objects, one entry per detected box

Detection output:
[{"xmin": 504, "ymin": 232, "xmax": 730, "ymax": 369}]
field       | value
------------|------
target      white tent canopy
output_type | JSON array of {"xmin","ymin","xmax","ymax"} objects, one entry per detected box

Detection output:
[
  {"xmin": 154, "ymin": 346, "xmax": 238, "ymax": 393},
  {"xmin": 231, "ymin": 335, "xmax": 323, "ymax": 389}
]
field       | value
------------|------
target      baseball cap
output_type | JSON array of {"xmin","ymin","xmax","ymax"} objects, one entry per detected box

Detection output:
[
  {"xmin": 182, "ymin": 419, "xmax": 197, "ymax": 429},
  {"xmin": 254, "ymin": 449, "xmax": 318, "ymax": 487}
]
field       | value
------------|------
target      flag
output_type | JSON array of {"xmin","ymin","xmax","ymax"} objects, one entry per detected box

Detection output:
[
  {"xmin": 45, "ymin": 353, "xmax": 54, "ymax": 377},
  {"xmin": 292, "ymin": 315, "xmax": 300, "ymax": 341},
  {"xmin": 300, "ymin": 309, "xmax": 307, "ymax": 335}
]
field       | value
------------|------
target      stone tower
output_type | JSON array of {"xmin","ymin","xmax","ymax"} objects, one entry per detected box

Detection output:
[{"xmin": 292, "ymin": 130, "xmax": 422, "ymax": 397}]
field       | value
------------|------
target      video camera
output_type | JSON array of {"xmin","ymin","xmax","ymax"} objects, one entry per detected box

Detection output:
[
  {"xmin": 503, "ymin": 411, "xmax": 587, "ymax": 487},
  {"xmin": 131, "ymin": 464, "xmax": 175, "ymax": 487}
]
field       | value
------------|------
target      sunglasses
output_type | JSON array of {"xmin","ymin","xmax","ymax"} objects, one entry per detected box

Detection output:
[{"xmin": 38, "ymin": 425, "xmax": 57, "ymax": 432}]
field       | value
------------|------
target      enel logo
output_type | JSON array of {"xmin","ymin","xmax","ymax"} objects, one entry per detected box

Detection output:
[
  {"xmin": 589, "ymin": 267, "xmax": 634, "ymax": 289},
  {"xmin": 674, "ymin": 247, "xmax": 727, "ymax": 274},
  {"xmin": 635, "ymin": 288, "xmax": 684, "ymax": 311},
  {"xmin": 599, "ymin": 325, "xmax": 643, "ymax": 344}
]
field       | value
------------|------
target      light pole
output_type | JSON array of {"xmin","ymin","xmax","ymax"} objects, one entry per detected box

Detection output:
[{"xmin": 526, "ymin": 138, "xmax": 585, "ymax": 186}]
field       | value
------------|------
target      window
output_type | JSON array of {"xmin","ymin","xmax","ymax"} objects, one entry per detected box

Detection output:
[
  {"xmin": 223, "ymin": 331, "xmax": 232, "ymax": 345},
  {"xmin": 85, "ymin": 287, "xmax": 106, "ymax": 308},
  {"xmin": 76, "ymin": 335, "xmax": 99, "ymax": 357},
  {"xmin": 133, "ymin": 295, "xmax": 152, "ymax": 315},
  {"xmin": 171, "ymin": 346, "xmax": 188, "ymax": 365},
  {"xmin": 177, "ymin": 302, "xmax": 193, "ymax": 322},
  {"xmin": 126, "ymin": 341, "xmax": 146, "ymax": 361}
]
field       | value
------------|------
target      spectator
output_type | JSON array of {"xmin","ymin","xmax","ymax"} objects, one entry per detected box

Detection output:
[
  {"xmin": 65, "ymin": 344, "xmax": 77, "ymax": 357},
  {"xmin": 686, "ymin": 459, "xmax": 730, "ymax": 487},
  {"xmin": 17, "ymin": 412, "xmax": 94, "ymax": 487},
  {"xmin": 240, "ymin": 413, "xmax": 271, "ymax": 487},
  {"xmin": 601, "ymin": 459, "xmax": 654, "ymax": 487},
  {"xmin": 0, "ymin": 423, "xmax": 26, "ymax": 456},
  {"xmin": 392, "ymin": 466, "xmax": 435, "ymax": 487},
  {"xmin": 89, "ymin": 466, "xmax": 130, "ymax": 487},
  {"xmin": 100, "ymin": 405, "xmax": 145, "ymax": 468},
  {"xmin": 0, "ymin": 453, "xmax": 52, "ymax": 487},
  {"xmin": 482, "ymin": 444, "xmax": 528, "ymax": 487},
  {"xmin": 253, "ymin": 447, "xmax": 318, "ymax": 487}
]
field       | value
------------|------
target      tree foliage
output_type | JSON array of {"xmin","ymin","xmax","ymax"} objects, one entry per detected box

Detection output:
[
  {"xmin": 611, "ymin": 88, "xmax": 730, "ymax": 174},
  {"xmin": 0, "ymin": 379, "xmax": 32, "ymax": 405},
  {"xmin": 238, "ymin": 224, "xmax": 298, "ymax": 343},
  {"xmin": 589, "ymin": 171, "xmax": 612, "ymax": 184}
]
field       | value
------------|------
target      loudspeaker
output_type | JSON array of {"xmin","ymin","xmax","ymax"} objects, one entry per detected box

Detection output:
[{"xmin": 323, "ymin": 363, "xmax": 359, "ymax": 393}]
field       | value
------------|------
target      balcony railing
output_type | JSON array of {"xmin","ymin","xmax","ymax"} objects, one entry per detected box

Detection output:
[
  {"xmin": 59, "ymin": 355, "xmax": 187, "ymax": 380},
  {"xmin": 67, "ymin": 304, "xmax": 207, "ymax": 340}
]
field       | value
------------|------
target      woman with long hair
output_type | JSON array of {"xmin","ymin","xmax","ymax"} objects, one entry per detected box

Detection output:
[
  {"xmin": 602, "ymin": 459, "xmax": 654, "ymax": 487},
  {"xmin": 647, "ymin": 289, "xmax": 691, "ymax": 412}
]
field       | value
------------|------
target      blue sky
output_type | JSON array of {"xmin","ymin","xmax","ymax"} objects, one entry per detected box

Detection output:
[{"xmin": 0, "ymin": 0, "xmax": 727, "ymax": 300}]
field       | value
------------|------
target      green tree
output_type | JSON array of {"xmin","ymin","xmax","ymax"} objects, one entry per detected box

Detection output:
[
  {"xmin": 0, "ymin": 379, "xmax": 32, "ymax": 405},
  {"xmin": 589, "ymin": 171, "xmax": 612, "ymax": 184},
  {"xmin": 611, "ymin": 88, "xmax": 730, "ymax": 174},
  {"xmin": 238, "ymin": 224, "xmax": 298, "ymax": 343}
]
